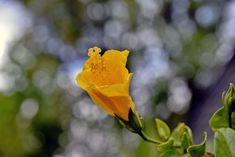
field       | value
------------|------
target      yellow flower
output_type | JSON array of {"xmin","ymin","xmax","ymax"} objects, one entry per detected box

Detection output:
[{"xmin": 76, "ymin": 47, "xmax": 135, "ymax": 121}]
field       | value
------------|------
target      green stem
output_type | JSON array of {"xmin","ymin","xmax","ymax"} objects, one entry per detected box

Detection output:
[{"xmin": 138, "ymin": 130, "xmax": 161, "ymax": 144}]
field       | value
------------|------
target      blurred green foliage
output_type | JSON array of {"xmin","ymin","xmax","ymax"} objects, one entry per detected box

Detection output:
[{"xmin": 0, "ymin": 52, "xmax": 68, "ymax": 157}]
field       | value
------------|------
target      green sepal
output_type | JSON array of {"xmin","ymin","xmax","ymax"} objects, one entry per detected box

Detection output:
[
  {"xmin": 128, "ymin": 109, "xmax": 144, "ymax": 132},
  {"xmin": 187, "ymin": 132, "xmax": 207, "ymax": 157},
  {"xmin": 155, "ymin": 118, "xmax": 171, "ymax": 141},
  {"xmin": 115, "ymin": 109, "xmax": 144, "ymax": 133},
  {"xmin": 214, "ymin": 128, "xmax": 235, "ymax": 157},
  {"xmin": 116, "ymin": 117, "xmax": 137, "ymax": 133}
]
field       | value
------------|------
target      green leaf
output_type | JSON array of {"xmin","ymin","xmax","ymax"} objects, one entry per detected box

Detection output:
[
  {"xmin": 231, "ymin": 112, "xmax": 235, "ymax": 129},
  {"xmin": 157, "ymin": 140, "xmax": 182, "ymax": 157},
  {"xmin": 159, "ymin": 149, "xmax": 181, "ymax": 157},
  {"xmin": 181, "ymin": 132, "xmax": 192, "ymax": 149},
  {"xmin": 187, "ymin": 132, "xmax": 207, "ymax": 157},
  {"xmin": 209, "ymin": 83, "xmax": 235, "ymax": 131},
  {"xmin": 222, "ymin": 83, "xmax": 235, "ymax": 109},
  {"xmin": 170, "ymin": 123, "xmax": 192, "ymax": 147},
  {"xmin": 171, "ymin": 123, "xmax": 186, "ymax": 147},
  {"xmin": 155, "ymin": 118, "xmax": 171, "ymax": 141},
  {"xmin": 214, "ymin": 128, "xmax": 235, "ymax": 157},
  {"xmin": 157, "ymin": 139, "xmax": 174, "ymax": 152},
  {"xmin": 209, "ymin": 107, "xmax": 229, "ymax": 131}
]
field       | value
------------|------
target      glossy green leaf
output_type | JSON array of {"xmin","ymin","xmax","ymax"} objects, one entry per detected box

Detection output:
[
  {"xmin": 209, "ymin": 107, "xmax": 229, "ymax": 131},
  {"xmin": 214, "ymin": 128, "xmax": 235, "ymax": 157},
  {"xmin": 155, "ymin": 118, "xmax": 171, "ymax": 141},
  {"xmin": 181, "ymin": 132, "xmax": 192, "ymax": 149},
  {"xmin": 187, "ymin": 132, "xmax": 207, "ymax": 157}
]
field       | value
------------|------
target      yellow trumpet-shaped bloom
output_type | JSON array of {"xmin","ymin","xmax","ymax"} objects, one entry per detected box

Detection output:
[{"xmin": 76, "ymin": 47, "xmax": 135, "ymax": 121}]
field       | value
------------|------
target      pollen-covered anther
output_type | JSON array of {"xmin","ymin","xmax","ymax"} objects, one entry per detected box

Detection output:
[
  {"xmin": 89, "ymin": 56, "xmax": 106, "ymax": 73},
  {"xmin": 91, "ymin": 59, "xmax": 106, "ymax": 73},
  {"xmin": 88, "ymin": 47, "xmax": 102, "ymax": 57}
]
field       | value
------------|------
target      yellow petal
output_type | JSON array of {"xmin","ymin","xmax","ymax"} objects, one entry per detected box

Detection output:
[
  {"xmin": 78, "ymin": 51, "xmax": 129, "ymax": 86},
  {"xmin": 108, "ymin": 95, "xmax": 135, "ymax": 120},
  {"xmin": 96, "ymin": 74, "xmax": 132, "ymax": 97},
  {"xmin": 76, "ymin": 72, "xmax": 89, "ymax": 90},
  {"xmin": 102, "ymin": 50, "xmax": 130, "ymax": 84},
  {"xmin": 87, "ymin": 89, "xmax": 114, "ymax": 116},
  {"xmin": 89, "ymin": 88, "xmax": 134, "ymax": 120},
  {"xmin": 102, "ymin": 49, "xmax": 129, "ymax": 66}
]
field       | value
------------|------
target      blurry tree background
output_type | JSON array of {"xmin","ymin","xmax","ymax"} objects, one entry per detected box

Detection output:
[{"xmin": 0, "ymin": 0, "xmax": 235, "ymax": 156}]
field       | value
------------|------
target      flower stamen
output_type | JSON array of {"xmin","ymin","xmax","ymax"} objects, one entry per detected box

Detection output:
[
  {"xmin": 88, "ymin": 47, "xmax": 102, "ymax": 57},
  {"xmin": 88, "ymin": 47, "xmax": 106, "ymax": 74}
]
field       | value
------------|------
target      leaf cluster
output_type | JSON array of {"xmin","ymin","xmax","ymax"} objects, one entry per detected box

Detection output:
[
  {"xmin": 155, "ymin": 119, "xmax": 207, "ymax": 157},
  {"xmin": 209, "ymin": 83, "xmax": 235, "ymax": 157},
  {"xmin": 155, "ymin": 83, "xmax": 235, "ymax": 157}
]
